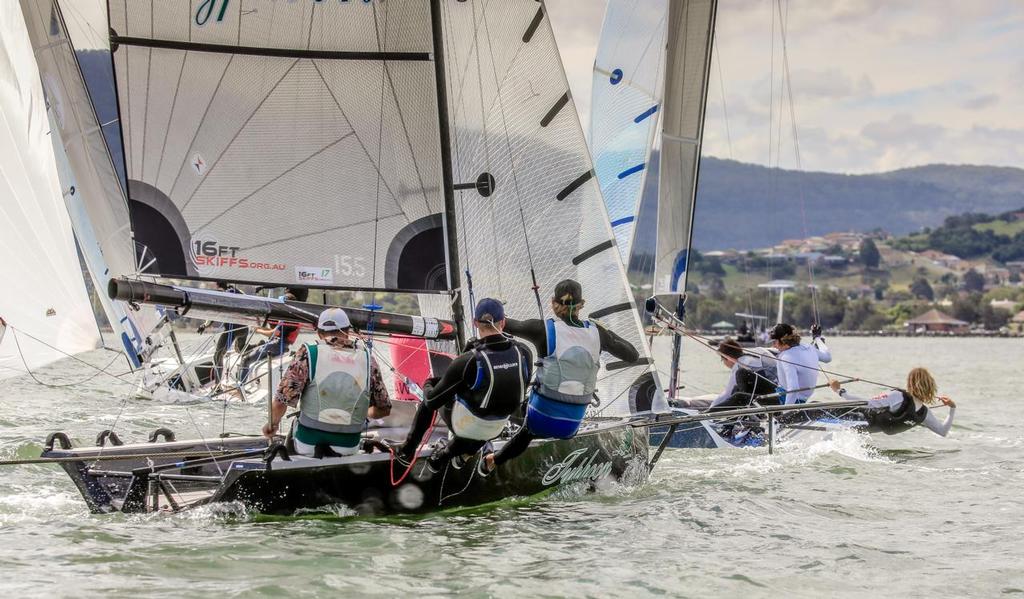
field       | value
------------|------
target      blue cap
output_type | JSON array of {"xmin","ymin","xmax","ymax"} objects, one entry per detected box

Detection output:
[{"xmin": 474, "ymin": 298, "xmax": 505, "ymax": 324}]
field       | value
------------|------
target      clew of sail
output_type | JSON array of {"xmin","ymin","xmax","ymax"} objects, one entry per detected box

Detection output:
[
  {"xmin": 105, "ymin": 0, "xmax": 448, "ymax": 292},
  {"xmin": 590, "ymin": 0, "xmax": 668, "ymax": 262},
  {"xmin": 0, "ymin": 2, "xmax": 101, "ymax": 379},
  {"xmin": 439, "ymin": 0, "xmax": 666, "ymax": 415},
  {"xmin": 652, "ymin": 0, "xmax": 717, "ymax": 297},
  {"xmin": 19, "ymin": 0, "xmax": 162, "ymax": 368}
]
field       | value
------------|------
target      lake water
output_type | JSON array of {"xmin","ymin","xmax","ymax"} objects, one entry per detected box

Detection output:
[{"xmin": 0, "ymin": 336, "xmax": 1021, "ymax": 597}]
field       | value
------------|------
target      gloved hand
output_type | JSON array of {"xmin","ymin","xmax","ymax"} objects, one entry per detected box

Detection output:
[
  {"xmin": 423, "ymin": 376, "xmax": 442, "ymax": 389},
  {"xmin": 197, "ymin": 323, "xmax": 208, "ymax": 334},
  {"xmin": 810, "ymin": 323, "xmax": 822, "ymax": 338}
]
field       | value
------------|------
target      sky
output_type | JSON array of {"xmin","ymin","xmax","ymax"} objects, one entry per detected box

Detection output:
[{"xmin": 63, "ymin": 0, "xmax": 1024, "ymax": 175}]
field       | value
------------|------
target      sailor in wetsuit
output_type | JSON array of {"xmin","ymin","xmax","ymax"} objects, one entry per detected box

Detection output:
[
  {"xmin": 706, "ymin": 337, "xmax": 779, "ymax": 410},
  {"xmin": 236, "ymin": 292, "xmax": 301, "ymax": 384},
  {"xmin": 479, "ymin": 279, "xmax": 640, "ymax": 476},
  {"xmin": 397, "ymin": 298, "xmax": 533, "ymax": 472},
  {"xmin": 196, "ymin": 281, "xmax": 248, "ymax": 384},
  {"xmin": 829, "ymin": 367, "xmax": 956, "ymax": 436}
]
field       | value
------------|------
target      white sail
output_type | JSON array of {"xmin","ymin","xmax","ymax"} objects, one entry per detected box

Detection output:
[
  {"xmin": 103, "ymin": 0, "xmax": 447, "ymax": 292},
  {"xmin": 20, "ymin": 0, "xmax": 162, "ymax": 368},
  {"xmin": 440, "ymin": 0, "xmax": 665, "ymax": 415},
  {"xmin": 0, "ymin": 2, "xmax": 100, "ymax": 379},
  {"xmin": 590, "ymin": 0, "xmax": 668, "ymax": 261},
  {"xmin": 652, "ymin": 0, "xmax": 717, "ymax": 295}
]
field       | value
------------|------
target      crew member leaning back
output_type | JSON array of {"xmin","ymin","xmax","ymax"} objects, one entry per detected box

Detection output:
[{"xmin": 479, "ymin": 279, "xmax": 640, "ymax": 475}]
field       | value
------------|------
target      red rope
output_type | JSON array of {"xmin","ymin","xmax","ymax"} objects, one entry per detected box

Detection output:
[{"xmin": 388, "ymin": 410, "xmax": 438, "ymax": 486}]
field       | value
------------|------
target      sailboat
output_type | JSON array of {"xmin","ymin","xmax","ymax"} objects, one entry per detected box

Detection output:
[
  {"xmin": 21, "ymin": 0, "xmax": 287, "ymax": 404},
  {"xmin": 28, "ymin": 0, "xmax": 668, "ymax": 516},
  {"xmin": 0, "ymin": 1, "xmax": 101, "ymax": 379},
  {"xmin": 590, "ymin": 0, "xmax": 876, "ymax": 449}
]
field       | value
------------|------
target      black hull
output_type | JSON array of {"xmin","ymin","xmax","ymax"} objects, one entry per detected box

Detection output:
[{"xmin": 43, "ymin": 420, "xmax": 648, "ymax": 517}]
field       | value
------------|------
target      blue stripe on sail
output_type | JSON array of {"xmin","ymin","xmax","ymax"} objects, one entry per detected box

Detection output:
[
  {"xmin": 634, "ymin": 105, "xmax": 658, "ymax": 123},
  {"xmin": 610, "ymin": 216, "xmax": 635, "ymax": 228},
  {"xmin": 670, "ymin": 250, "xmax": 689, "ymax": 292},
  {"xmin": 617, "ymin": 163, "xmax": 645, "ymax": 179}
]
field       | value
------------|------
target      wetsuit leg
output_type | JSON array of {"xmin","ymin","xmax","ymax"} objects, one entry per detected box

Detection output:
[
  {"xmin": 493, "ymin": 426, "xmax": 535, "ymax": 466},
  {"xmin": 439, "ymin": 437, "xmax": 486, "ymax": 460},
  {"xmin": 212, "ymin": 329, "xmax": 230, "ymax": 382},
  {"xmin": 237, "ymin": 341, "xmax": 272, "ymax": 382},
  {"xmin": 399, "ymin": 401, "xmax": 442, "ymax": 459}
]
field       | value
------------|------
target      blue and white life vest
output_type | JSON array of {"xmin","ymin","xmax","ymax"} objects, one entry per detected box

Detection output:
[
  {"xmin": 535, "ymin": 318, "xmax": 601, "ymax": 405},
  {"xmin": 298, "ymin": 342, "xmax": 371, "ymax": 435}
]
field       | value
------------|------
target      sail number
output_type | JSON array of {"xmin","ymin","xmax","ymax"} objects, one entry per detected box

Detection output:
[
  {"xmin": 196, "ymin": 0, "xmax": 379, "ymax": 25},
  {"xmin": 334, "ymin": 255, "xmax": 368, "ymax": 278}
]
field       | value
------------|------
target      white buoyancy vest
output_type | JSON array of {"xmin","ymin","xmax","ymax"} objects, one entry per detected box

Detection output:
[
  {"xmin": 450, "ymin": 399, "xmax": 509, "ymax": 441},
  {"xmin": 298, "ymin": 342, "xmax": 371, "ymax": 434},
  {"xmin": 536, "ymin": 319, "xmax": 601, "ymax": 404}
]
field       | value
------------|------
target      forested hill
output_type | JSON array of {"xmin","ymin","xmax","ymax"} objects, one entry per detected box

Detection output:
[{"xmin": 687, "ymin": 157, "xmax": 1024, "ymax": 250}]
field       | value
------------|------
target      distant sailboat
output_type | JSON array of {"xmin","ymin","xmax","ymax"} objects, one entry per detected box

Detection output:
[{"xmin": 0, "ymin": 1, "xmax": 100, "ymax": 379}]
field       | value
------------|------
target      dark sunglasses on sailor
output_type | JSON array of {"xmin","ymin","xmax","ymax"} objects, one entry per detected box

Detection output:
[
  {"xmin": 555, "ymin": 298, "xmax": 584, "ymax": 307},
  {"xmin": 320, "ymin": 328, "xmax": 351, "ymax": 345}
]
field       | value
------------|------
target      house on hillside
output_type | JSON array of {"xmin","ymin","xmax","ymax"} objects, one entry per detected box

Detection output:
[
  {"xmin": 905, "ymin": 309, "xmax": 969, "ymax": 334},
  {"xmin": 1011, "ymin": 311, "xmax": 1024, "ymax": 335},
  {"xmin": 919, "ymin": 250, "xmax": 961, "ymax": 269},
  {"xmin": 990, "ymin": 299, "xmax": 1018, "ymax": 312}
]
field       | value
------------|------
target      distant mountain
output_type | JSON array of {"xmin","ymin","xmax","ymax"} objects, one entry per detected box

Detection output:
[
  {"xmin": 682, "ymin": 157, "xmax": 1024, "ymax": 251},
  {"xmin": 77, "ymin": 49, "xmax": 1024, "ymax": 255}
]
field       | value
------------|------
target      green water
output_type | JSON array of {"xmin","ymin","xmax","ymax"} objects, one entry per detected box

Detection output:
[{"xmin": 1, "ymin": 337, "xmax": 1021, "ymax": 597}]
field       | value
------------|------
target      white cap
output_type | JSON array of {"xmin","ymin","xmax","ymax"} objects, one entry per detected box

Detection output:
[{"xmin": 317, "ymin": 308, "xmax": 351, "ymax": 331}]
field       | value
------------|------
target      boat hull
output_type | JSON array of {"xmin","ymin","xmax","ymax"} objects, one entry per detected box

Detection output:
[{"xmin": 43, "ymin": 419, "xmax": 648, "ymax": 517}]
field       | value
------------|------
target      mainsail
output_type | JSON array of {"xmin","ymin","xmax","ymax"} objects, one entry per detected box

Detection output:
[
  {"xmin": 439, "ymin": 0, "xmax": 665, "ymax": 415},
  {"xmin": 0, "ymin": 2, "xmax": 100, "ymax": 379},
  {"xmin": 590, "ymin": 0, "xmax": 668, "ymax": 261},
  {"xmin": 105, "ymin": 0, "xmax": 448, "ymax": 292},
  {"xmin": 20, "ymin": 0, "xmax": 161, "ymax": 367}
]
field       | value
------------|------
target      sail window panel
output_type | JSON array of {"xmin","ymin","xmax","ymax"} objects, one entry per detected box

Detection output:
[
  {"xmin": 151, "ymin": 51, "xmax": 232, "ymax": 193},
  {"xmin": 140, "ymin": 50, "xmax": 187, "ymax": 183}
]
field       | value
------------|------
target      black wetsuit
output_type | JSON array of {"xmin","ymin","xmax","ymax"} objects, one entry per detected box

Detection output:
[
  {"xmin": 200, "ymin": 285, "xmax": 246, "ymax": 383},
  {"xmin": 492, "ymin": 316, "xmax": 640, "ymax": 467},
  {"xmin": 400, "ymin": 334, "xmax": 533, "ymax": 462}
]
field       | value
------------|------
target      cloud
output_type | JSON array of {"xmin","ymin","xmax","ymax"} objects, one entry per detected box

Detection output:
[
  {"xmin": 962, "ymin": 94, "xmax": 1000, "ymax": 110},
  {"xmin": 861, "ymin": 115, "xmax": 946, "ymax": 146}
]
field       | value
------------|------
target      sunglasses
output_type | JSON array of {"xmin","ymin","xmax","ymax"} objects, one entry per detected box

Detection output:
[{"xmin": 554, "ymin": 298, "xmax": 584, "ymax": 306}]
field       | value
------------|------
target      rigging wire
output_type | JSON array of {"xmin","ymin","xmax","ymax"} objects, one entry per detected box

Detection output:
[
  {"xmin": 774, "ymin": 0, "xmax": 820, "ymax": 325},
  {"xmin": 478, "ymin": 5, "xmax": 545, "ymax": 319}
]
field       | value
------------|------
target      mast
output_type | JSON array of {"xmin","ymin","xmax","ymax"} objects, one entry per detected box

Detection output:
[
  {"xmin": 429, "ymin": 0, "xmax": 467, "ymax": 349},
  {"xmin": 666, "ymin": 0, "xmax": 718, "ymax": 397}
]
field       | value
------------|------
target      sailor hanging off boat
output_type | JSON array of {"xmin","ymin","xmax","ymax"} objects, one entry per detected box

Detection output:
[
  {"xmin": 479, "ymin": 279, "xmax": 640, "ymax": 475},
  {"xmin": 263, "ymin": 308, "xmax": 391, "ymax": 457},
  {"xmin": 830, "ymin": 368, "xmax": 956, "ymax": 436},
  {"xmin": 706, "ymin": 337, "xmax": 779, "ymax": 410},
  {"xmin": 769, "ymin": 322, "xmax": 830, "ymax": 404},
  {"xmin": 395, "ymin": 298, "xmax": 533, "ymax": 473}
]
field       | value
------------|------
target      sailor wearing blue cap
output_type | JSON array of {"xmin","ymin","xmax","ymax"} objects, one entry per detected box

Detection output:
[{"xmin": 397, "ymin": 298, "xmax": 533, "ymax": 473}]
